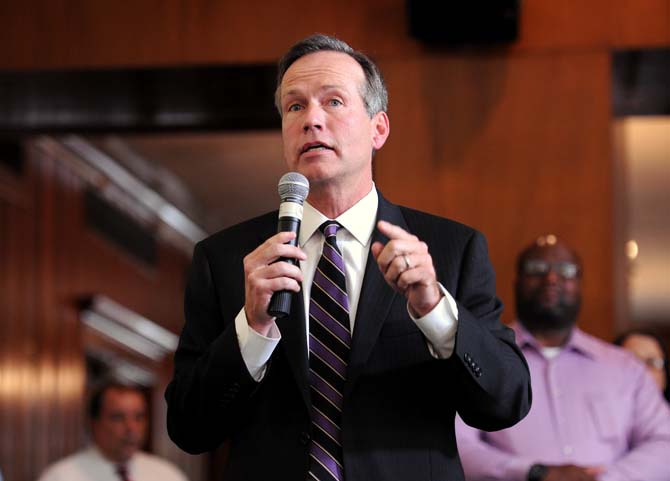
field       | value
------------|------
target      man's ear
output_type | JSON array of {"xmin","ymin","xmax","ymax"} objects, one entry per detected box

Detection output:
[{"xmin": 371, "ymin": 111, "xmax": 390, "ymax": 150}]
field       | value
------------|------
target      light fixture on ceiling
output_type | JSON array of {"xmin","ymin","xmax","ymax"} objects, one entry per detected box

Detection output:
[{"xmin": 80, "ymin": 295, "xmax": 179, "ymax": 362}]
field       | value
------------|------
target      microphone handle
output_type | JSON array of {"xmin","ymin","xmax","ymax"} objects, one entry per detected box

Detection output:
[{"xmin": 267, "ymin": 216, "xmax": 301, "ymax": 318}]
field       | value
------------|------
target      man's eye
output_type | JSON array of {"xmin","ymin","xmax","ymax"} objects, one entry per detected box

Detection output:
[
  {"xmin": 287, "ymin": 104, "xmax": 302, "ymax": 112},
  {"xmin": 328, "ymin": 99, "xmax": 342, "ymax": 107}
]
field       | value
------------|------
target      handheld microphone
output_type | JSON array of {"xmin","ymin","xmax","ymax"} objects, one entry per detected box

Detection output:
[{"xmin": 267, "ymin": 172, "xmax": 310, "ymax": 318}]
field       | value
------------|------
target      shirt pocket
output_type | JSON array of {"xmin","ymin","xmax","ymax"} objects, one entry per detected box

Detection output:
[{"xmin": 586, "ymin": 393, "xmax": 622, "ymax": 442}]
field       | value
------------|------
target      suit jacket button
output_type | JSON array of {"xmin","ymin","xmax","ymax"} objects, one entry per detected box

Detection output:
[{"xmin": 300, "ymin": 431, "xmax": 311, "ymax": 445}]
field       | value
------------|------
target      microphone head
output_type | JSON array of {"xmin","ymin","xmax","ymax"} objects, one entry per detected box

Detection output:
[{"xmin": 278, "ymin": 172, "xmax": 310, "ymax": 203}]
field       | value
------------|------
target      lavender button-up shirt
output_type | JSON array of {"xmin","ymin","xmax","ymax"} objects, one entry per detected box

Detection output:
[{"xmin": 455, "ymin": 323, "xmax": 670, "ymax": 481}]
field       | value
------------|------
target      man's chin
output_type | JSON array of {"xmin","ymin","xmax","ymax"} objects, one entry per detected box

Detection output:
[
  {"xmin": 118, "ymin": 444, "xmax": 140, "ymax": 461},
  {"xmin": 518, "ymin": 305, "xmax": 578, "ymax": 332},
  {"xmin": 299, "ymin": 168, "xmax": 337, "ymax": 187}
]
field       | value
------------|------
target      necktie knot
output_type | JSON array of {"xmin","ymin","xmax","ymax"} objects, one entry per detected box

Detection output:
[{"xmin": 320, "ymin": 221, "xmax": 342, "ymax": 239}]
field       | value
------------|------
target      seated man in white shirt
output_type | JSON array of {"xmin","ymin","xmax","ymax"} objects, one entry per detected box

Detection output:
[{"xmin": 38, "ymin": 381, "xmax": 188, "ymax": 481}]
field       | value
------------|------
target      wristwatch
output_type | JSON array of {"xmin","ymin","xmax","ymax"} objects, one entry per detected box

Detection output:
[{"xmin": 527, "ymin": 464, "xmax": 548, "ymax": 481}]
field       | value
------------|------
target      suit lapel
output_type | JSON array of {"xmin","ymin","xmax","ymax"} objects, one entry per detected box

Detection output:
[
  {"xmin": 276, "ymin": 291, "xmax": 309, "ymax": 411},
  {"xmin": 345, "ymin": 193, "xmax": 407, "ymax": 396}
]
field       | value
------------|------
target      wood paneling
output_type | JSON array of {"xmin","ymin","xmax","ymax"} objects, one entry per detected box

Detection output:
[
  {"xmin": 516, "ymin": 0, "xmax": 670, "ymax": 49},
  {"xmin": 0, "ymin": 0, "xmax": 668, "ymax": 69},
  {"xmin": 378, "ymin": 49, "xmax": 614, "ymax": 337},
  {"xmin": 0, "ymin": 142, "xmax": 194, "ymax": 481}
]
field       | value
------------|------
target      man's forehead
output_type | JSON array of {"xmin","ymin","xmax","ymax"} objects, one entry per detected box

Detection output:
[
  {"xmin": 281, "ymin": 51, "xmax": 364, "ymax": 90},
  {"xmin": 283, "ymin": 83, "xmax": 348, "ymax": 96},
  {"xmin": 102, "ymin": 388, "xmax": 146, "ymax": 408},
  {"xmin": 525, "ymin": 244, "xmax": 578, "ymax": 263}
]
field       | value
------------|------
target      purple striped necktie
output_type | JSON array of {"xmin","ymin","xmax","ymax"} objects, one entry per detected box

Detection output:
[{"xmin": 308, "ymin": 221, "xmax": 351, "ymax": 481}]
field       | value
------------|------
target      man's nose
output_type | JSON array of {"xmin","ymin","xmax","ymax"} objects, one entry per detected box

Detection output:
[
  {"xmin": 125, "ymin": 418, "xmax": 144, "ymax": 434},
  {"xmin": 302, "ymin": 103, "xmax": 323, "ymax": 132},
  {"xmin": 543, "ymin": 268, "xmax": 561, "ymax": 284}
]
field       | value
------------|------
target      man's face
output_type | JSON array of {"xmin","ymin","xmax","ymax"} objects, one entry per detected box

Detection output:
[
  {"xmin": 91, "ymin": 388, "xmax": 147, "ymax": 463},
  {"xmin": 279, "ymin": 51, "xmax": 389, "ymax": 196},
  {"xmin": 515, "ymin": 243, "xmax": 582, "ymax": 333}
]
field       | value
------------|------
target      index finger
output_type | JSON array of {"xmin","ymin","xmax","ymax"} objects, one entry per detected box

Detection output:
[
  {"xmin": 254, "ymin": 231, "xmax": 306, "ymax": 263},
  {"xmin": 270, "ymin": 230, "xmax": 298, "ymax": 244},
  {"xmin": 377, "ymin": 220, "xmax": 417, "ymax": 241}
]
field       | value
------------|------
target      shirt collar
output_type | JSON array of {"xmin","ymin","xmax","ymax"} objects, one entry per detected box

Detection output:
[
  {"xmin": 300, "ymin": 184, "xmax": 378, "ymax": 247},
  {"xmin": 89, "ymin": 445, "xmax": 137, "ymax": 470},
  {"xmin": 513, "ymin": 322, "xmax": 598, "ymax": 360}
]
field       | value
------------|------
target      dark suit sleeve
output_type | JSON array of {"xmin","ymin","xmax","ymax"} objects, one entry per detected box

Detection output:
[
  {"xmin": 164, "ymin": 241, "xmax": 259, "ymax": 454},
  {"xmin": 449, "ymin": 231, "xmax": 531, "ymax": 431}
]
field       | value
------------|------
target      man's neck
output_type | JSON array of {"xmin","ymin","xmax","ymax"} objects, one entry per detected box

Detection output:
[
  {"xmin": 93, "ymin": 444, "xmax": 132, "ymax": 465},
  {"xmin": 521, "ymin": 322, "xmax": 573, "ymax": 347}
]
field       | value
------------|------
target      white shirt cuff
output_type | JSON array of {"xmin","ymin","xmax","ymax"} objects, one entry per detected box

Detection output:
[
  {"xmin": 408, "ymin": 283, "xmax": 459, "ymax": 359},
  {"xmin": 234, "ymin": 308, "xmax": 281, "ymax": 381}
]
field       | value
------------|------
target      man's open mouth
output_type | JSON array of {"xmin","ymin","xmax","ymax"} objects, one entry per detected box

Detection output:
[{"xmin": 301, "ymin": 142, "xmax": 334, "ymax": 154}]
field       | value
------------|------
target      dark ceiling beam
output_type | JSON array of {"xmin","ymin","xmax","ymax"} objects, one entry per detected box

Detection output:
[{"xmin": 0, "ymin": 64, "xmax": 280, "ymax": 134}]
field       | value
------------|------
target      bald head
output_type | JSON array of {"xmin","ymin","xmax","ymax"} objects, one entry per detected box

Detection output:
[{"xmin": 516, "ymin": 235, "xmax": 581, "ymax": 276}]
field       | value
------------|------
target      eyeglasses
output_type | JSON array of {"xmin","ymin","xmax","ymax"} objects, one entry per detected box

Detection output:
[
  {"xmin": 641, "ymin": 357, "xmax": 667, "ymax": 371},
  {"xmin": 522, "ymin": 260, "xmax": 581, "ymax": 279}
]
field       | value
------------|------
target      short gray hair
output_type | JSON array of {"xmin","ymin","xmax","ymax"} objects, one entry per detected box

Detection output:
[{"xmin": 274, "ymin": 34, "xmax": 388, "ymax": 118}]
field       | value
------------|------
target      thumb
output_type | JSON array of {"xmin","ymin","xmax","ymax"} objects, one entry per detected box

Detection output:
[{"xmin": 371, "ymin": 241, "xmax": 384, "ymax": 260}]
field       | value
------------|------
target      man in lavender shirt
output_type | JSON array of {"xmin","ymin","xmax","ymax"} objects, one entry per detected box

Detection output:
[{"xmin": 455, "ymin": 235, "xmax": 670, "ymax": 481}]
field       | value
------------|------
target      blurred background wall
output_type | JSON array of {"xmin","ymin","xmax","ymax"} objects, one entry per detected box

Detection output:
[{"xmin": 0, "ymin": 1, "xmax": 668, "ymax": 480}]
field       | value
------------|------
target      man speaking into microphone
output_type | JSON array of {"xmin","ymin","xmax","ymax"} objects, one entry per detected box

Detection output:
[{"xmin": 165, "ymin": 34, "xmax": 531, "ymax": 481}]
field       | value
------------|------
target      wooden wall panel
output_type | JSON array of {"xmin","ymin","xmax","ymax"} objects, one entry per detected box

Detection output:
[
  {"xmin": 516, "ymin": 0, "xmax": 670, "ymax": 49},
  {"xmin": 379, "ymin": 49, "xmax": 614, "ymax": 338},
  {"xmin": 0, "ymin": 0, "xmax": 668, "ymax": 70},
  {"xmin": 0, "ymin": 144, "xmax": 194, "ymax": 481},
  {"xmin": 0, "ymin": 163, "xmax": 50, "ymax": 481}
]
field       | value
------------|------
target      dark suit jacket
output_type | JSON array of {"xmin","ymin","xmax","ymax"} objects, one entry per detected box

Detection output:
[{"xmin": 165, "ymin": 192, "xmax": 531, "ymax": 481}]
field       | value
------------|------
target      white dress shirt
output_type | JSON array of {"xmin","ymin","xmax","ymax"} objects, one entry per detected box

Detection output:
[
  {"xmin": 235, "ymin": 186, "xmax": 459, "ymax": 381},
  {"xmin": 36, "ymin": 446, "xmax": 188, "ymax": 481}
]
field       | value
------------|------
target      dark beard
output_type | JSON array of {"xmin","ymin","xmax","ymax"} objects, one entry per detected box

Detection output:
[{"xmin": 516, "ymin": 290, "xmax": 581, "ymax": 334}]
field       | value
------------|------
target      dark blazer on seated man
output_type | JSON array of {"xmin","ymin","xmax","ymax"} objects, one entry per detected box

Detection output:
[{"xmin": 165, "ymin": 34, "xmax": 531, "ymax": 481}]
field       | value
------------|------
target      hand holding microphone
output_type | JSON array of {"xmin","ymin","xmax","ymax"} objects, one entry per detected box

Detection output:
[
  {"xmin": 268, "ymin": 173, "xmax": 310, "ymax": 317},
  {"xmin": 242, "ymin": 173, "xmax": 309, "ymax": 335}
]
